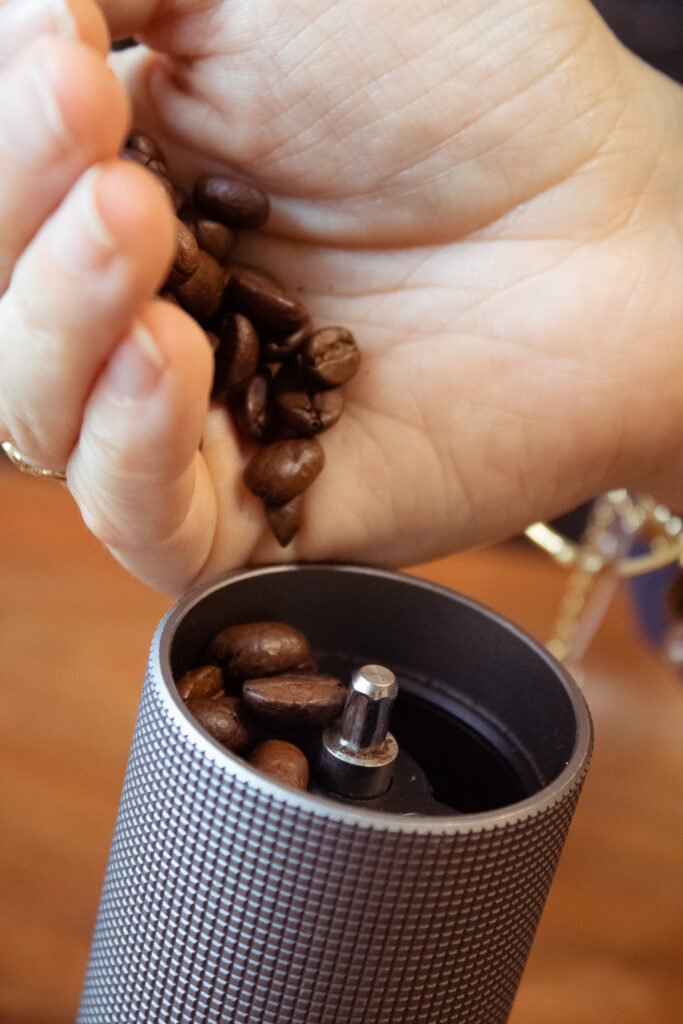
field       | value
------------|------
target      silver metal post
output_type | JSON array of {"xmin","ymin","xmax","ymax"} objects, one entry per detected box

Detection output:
[{"xmin": 318, "ymin": 665, "xmax": 399, "ymax": 798}]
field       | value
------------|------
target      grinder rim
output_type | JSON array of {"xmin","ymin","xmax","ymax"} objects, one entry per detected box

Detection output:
[{"xmin": 152, "ymin": 562, "xmax": 593, "ymax": 832}]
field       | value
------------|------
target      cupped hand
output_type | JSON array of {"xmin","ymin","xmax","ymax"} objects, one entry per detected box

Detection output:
[{"xmin": 1, "ymin": 0, "xmax": 681, "ymax": 592}]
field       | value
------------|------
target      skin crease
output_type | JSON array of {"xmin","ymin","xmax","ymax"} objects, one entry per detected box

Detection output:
[{"xmin": 0, "ymin": 0, "xmax": 682, "ymax": 592}]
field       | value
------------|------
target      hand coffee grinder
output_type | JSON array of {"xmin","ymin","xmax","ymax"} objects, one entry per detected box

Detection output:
[{"xmin": 78, "ymin": 563, "xmax": 592, "ymax": 1024}]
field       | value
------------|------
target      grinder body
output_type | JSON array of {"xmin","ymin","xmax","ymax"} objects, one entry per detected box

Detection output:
[{"xmin": 78, "ymin": 564, "xmax": 592, "ymax": 1024}]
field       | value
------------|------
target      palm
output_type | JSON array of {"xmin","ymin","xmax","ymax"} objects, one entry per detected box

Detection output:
[{"xmin": 110, "ymin": 0, "xmax": 682, "ymax": 574}]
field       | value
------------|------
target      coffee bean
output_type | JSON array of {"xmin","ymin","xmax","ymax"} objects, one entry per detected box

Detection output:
[
  {"xmin": 231, "ymin": 368, "xmax": 273, "ymax": 443},
  {"xmin": 195, "ymin": 219, "xmax": 234, "ymax": 263},
  {"xmin": 243, "ymin": 439, "xmax": 324, "ymax": 505},
  {"xmin": 174, "ymin": 249, "xmax": 225, "ymax": 322},
  {"xmin": 265, "ymin": 495, "xmax": 303, "ymax": 548},
  {"xmin": 120, "ymin": 146, "xmax": 151, "ymax": 168},
  {"xmin": 248, "ymin": 739, "xmax": 309, "ymax": 791},
  {"xmin": 212, "ymin": 313, "xmax": 260, "ymax": 402},
  {"xmin": 260, "ymin": 321, "xmax": 311, "ymax": 363},
  {"xmin": 125, "ymin": 132, "xmax": 164, "ymax": 163},
  {"xmin": 166, "ymin": 218, "xmax": 200, "ymax": 288},
  {"xmin": 146, "ymin": 158, "xmax": 168, "ymax": 179},
  {"xmin": 243, "ymin": 672, "xmax": 346, "ymax": 728},
  {"xmin": 194, "ymin": 174, "xmax": 270, "ymax": 230},
  {"xmin": 274, "ymin": 360, "xmax": 344, "ymax": 436},
  {"xmin": 208, "ymin": 621, "xmax": 313, "ymax": 680},
  {"xmin": 224, "ymin": 266, "xmax": 308, "ymax": 334},
  {"xmin": 120, "ymin": 148, "xmax": 167, "ymax": 175},
  {"xmin": 185, "ymin": 695, "xmax": 251, "ymax": 752},
  {"xmin": 302, "ymin": 327, "xmax": 360, "ymax": 388},
  {"xmin": 176, "ymin": 664, "xmax": 224, "ymax": 700}
]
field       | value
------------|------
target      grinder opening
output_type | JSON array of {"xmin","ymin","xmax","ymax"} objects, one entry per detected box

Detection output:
[{"xmin": 165, "ymin": 565, "xmax": 585, "ymax": 818}]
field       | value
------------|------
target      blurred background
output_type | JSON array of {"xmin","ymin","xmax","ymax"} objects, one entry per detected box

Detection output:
[{"xmin": 2, "ymin": 2, "xmax": 682, "ymax": 1022}]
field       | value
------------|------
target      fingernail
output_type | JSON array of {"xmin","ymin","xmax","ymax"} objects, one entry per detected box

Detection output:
[
  {"xmin": 0, "ymin": 0, "xmax": 76, "ymax": 65},
  {"xmin": 0, "ymin": 43, "xmax": 72, "ymax": 165},
  {"xmin": 104, "ymin": 323, "xmax": 166, "ymax": 405},
  {"xmin": 49, "ymin": 165, "xmax": 118, "ymax": 270}
]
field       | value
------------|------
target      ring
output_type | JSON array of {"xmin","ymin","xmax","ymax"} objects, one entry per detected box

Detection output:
[{"xmin": 2, "ymin": 441, "xmax": 67, "ymax": 481}]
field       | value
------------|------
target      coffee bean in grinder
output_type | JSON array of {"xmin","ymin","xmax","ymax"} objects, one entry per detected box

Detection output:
[{"xmin": 78, "ymin": 564, "xmax": 592, "ymax": 1024}]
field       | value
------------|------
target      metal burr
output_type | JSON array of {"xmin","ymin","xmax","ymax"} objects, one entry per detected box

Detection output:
[{"xmin": 78, "ymin": 563, "xmax": 593, "ymax": 1024}]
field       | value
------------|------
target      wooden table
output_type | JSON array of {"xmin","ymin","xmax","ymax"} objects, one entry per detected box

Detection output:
[{"xmin": 1, "ymin": 464, "xmax": 681, "ymax": 1023}]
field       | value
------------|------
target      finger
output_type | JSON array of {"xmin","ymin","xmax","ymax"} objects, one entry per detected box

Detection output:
[
  {"xmin": 0, "ymin": 33, "xmax": 129, "ymax": 291},
  {"xmin": 0, "ymin": 159, "xmax": 175, "ymax": 470},
  {"xmin": 0, "ymin": 0, "xmax": 109, "ymax": 68},
  {"xmin": 67, "ymin": 300, "xmax": 229, "ymax": 595}
]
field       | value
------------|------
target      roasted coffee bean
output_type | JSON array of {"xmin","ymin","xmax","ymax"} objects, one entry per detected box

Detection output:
[
  {"xmin": 274, "ymin": 361, "xmax": 344, "ymax": 436},
  {"xmin": 243, "ymin": 439, "xmax": 324, "ymax": 505},
  {"xmin": 166, "ymin": 218, "xmax": 200, "ymax": 288},
  {"xmin": 195, "ymin": 219, "xmax": 234, "ymax": 263},
  {"xmin": 125, "ymin": 132, "xmax": 164, "ymax": 163},
  {"xmin": 159, "ymin": 289, "xmax": 180, "ymax": 306},
  {"xmin": 212, "ymin": 314, "xmax": 260, "ymax": 402},
  {"xmin": 208, "ymin": 621, "xmax": 313, "ymax": 680},
  {"xmin": 232, "ymin": 369, "xmax": 273, "ymax": 443},
  {"xmin": 194, "ymin": 174, "xmax": 270, "ymax": 230},
  {"xmin": 185, "ymin": 695, "xmax": 251, "ymax": 752},
  {"xmin": 120, "ymin": 146, "xmax": 150, "ymax": 168},
  {"xmin": 248, "ymin": 739, "xmax": 309, "ymax": 791},
  {"xmin": 174, "ymin": 249, "xmax": 225, "ymax": 322},
  {"xmin": 265, "ymin": 495, "xmax": 303, "ymax": 547},
  {"xmin": 243, "ymin": 672, "xmax": 346, "ymax": 728},
  {"xmin": 120, "ymin": 147, "xmax": 166, "ymax": 174},
  {"xmin": 260, "ymin": 321, "xmax": 311, "ymax": 363},
  {"xmin": 176, "ymin": 664, "xmax": 224, "ymax": 701},
  {"xmin": 206, "ymin": 330, "xmax": 221, "ymax": 353},
  {"xmin": 302, "ymin": 327, "xmax": 360, "ymax": 388},
  {"xmin": 224, "ymin": 266, "xmax": 308, "ymax": 334},
  {"xmin": 146, "ymin": 157, "xmax": 168, "ymax": 179}
]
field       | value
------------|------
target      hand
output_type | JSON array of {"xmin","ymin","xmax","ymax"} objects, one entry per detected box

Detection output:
[{"xmin": 1, "ymin": 0, "xmax": 681, "ymax": 592}]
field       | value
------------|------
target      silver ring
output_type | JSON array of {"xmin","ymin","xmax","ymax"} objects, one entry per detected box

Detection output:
[{"xmin": 2, "ymin": 441, "xmax": 67, "ymax": 481}]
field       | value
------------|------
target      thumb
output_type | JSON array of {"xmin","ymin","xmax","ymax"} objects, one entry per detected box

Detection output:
[{"xmin": 67, "ymin": 300, "xmax": 222, "ymax": 594}]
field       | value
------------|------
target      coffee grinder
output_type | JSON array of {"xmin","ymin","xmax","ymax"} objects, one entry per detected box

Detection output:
[{"xmin": 78, "ymin": 563, "xmax": 592, "ymax": 1023}]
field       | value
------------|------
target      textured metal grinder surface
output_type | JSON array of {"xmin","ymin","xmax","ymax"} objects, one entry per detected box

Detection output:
[{"xmin": 78, "ymin": 564, "xmax": 592, "ymax": 1024}]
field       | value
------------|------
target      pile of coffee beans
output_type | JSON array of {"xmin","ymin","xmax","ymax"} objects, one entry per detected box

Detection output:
[
  {"xmin": 122, "ymin": 134, "xmax": 361, "ymax": 546},
  {"xmin": 175, "ymin": 620, "xmax": 347, "ymax": 790}
]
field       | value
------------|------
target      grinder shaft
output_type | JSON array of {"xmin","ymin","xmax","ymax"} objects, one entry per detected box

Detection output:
[{"xmin": 318, "ymin": 665, "xmax": 399, "ymax": 798}]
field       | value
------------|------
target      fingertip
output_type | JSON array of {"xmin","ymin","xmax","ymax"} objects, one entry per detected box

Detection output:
[
  {"xmin": 68, "ymin": 300, "xmax": 217, "ymax": 590},
  {"xmin": 70, "ymin": 0, "xmax": 112, "ymax": 55},
  {"xmin": 92, "ymin": 157, "xmax": 176, "ymax": 278},
  {"xmin": 0, "ymin": 0, "xmax": 109, "ymax": 66}
]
